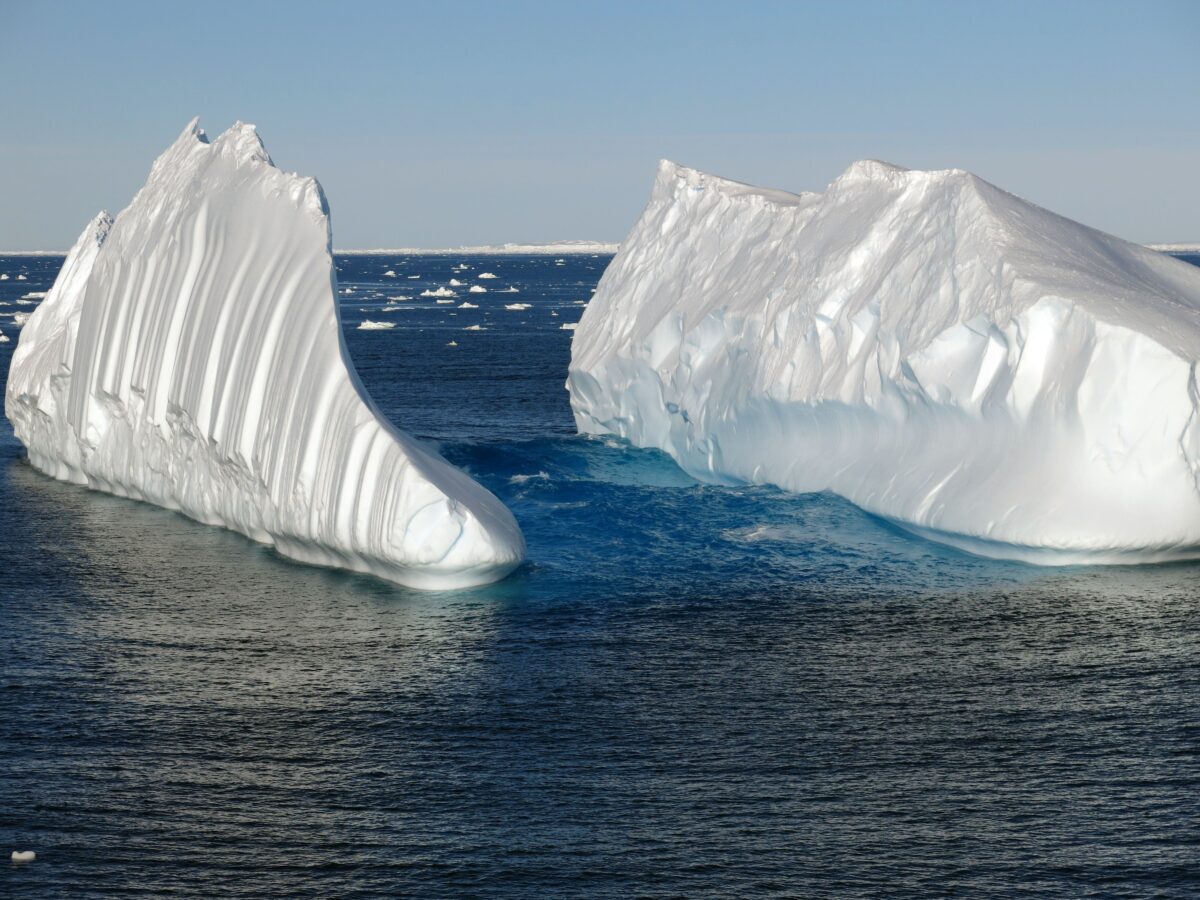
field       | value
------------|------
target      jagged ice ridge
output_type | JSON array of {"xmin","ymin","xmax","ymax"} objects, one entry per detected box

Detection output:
[{"xmin": 568, "ymin": 160, "xmax": 1200, "ymax": 564}]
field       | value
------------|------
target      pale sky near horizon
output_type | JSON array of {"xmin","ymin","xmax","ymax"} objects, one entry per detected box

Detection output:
[{"xmin": 1, "ymin": 0, "xmax": 1198, "ymax": 250}]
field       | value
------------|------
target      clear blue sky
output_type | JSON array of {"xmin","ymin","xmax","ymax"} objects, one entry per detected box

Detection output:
[{"xmin": 2, "ymin": 0, "xmax": 1197, "ymax": 249}]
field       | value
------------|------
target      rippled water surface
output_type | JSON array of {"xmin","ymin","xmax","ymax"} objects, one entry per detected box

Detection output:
[{"xmin": 2, "ymin": 252, "xmax": 1199, "ymax": 897}]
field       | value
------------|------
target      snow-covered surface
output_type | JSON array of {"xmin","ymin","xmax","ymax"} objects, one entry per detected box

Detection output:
[
  {"xmin": 5, "ymin": 119, "xmax": 524, "ymax": 589},
  {"xmin": 568, "ymin": 159, "xmax": 1200, "ymax": 564}
]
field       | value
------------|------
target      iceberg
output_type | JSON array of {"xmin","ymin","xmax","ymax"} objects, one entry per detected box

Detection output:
[
  {"xmin": 568, "ymin": 160, "xmax": 1200, "ymax": 564},
  {"xmin": 5, "ymin": 119, "xmax": 525, "ymax": 589}
]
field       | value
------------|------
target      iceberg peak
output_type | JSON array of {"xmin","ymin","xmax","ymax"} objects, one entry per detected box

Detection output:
[{"xmin": 6, "ymin": 119, "xmax": 524, "ymax": 589}]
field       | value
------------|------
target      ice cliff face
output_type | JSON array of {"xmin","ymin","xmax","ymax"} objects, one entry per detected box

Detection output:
[
  {"xmin": 568, "ymin": 160, "xmax": 1200, "ymax": 564},
  {"xmin": 6, "ymin": 119, "xmax": 524, "ymax": 588}
]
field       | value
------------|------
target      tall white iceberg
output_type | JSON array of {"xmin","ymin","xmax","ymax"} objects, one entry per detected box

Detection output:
[
  {"xmin": 568, "ymin": 160, "xmax": 1200, "ymax": 564},
  {"xmin": 5, "ymin": 120, "xmax": 524, "ymax": 589}
]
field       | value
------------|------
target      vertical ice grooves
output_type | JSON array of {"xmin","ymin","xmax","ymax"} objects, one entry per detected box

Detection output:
[{"xmin": 5, "ymin": 119, "xmax": 525, "ymax": 589}]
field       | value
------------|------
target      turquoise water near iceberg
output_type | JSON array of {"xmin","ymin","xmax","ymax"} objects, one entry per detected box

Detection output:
[{"xmin": 1, "ymin": 252, "xmax": 1198, "ymax": 897}]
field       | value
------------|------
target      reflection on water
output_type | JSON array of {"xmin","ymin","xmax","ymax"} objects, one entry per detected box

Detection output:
[{"xmin": 2, "ymin": 253, "xmax": 1199, "ymax": 897}]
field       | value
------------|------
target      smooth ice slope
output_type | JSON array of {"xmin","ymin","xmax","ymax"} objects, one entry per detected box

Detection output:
[
  {"xmin": 6, "ymin": 120, "xmax": 524, "ymax": 588},
  {"xmin": 568, "ymin": 160, "xmax": 1200, "ymax": 564}
]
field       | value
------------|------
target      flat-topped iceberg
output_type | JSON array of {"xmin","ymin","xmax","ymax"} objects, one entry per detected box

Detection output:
[
  {"xmin": 568, "ymin": 160, "xmax": 1200, "ymax": 564},
  {"xmin": 6, "ymin": 119, "xmax": 525, "ymax": 589}
]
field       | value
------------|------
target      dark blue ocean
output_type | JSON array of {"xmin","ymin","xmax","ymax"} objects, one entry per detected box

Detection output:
[{"xmin": 2, "ymin": 251, "xmax": 1199, "ymax": 898}]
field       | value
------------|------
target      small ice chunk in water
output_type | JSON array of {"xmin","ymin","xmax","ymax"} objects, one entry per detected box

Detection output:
[
  {"xmin": 477, "ymin": 272, "xmax": 497, "ymax": 279},
  {"xmin": 11, "ymin": 851, "xmax": 36, "ymax": 863},
  {"xmin": 357, "ymin": 320, "xmax": 395, "ymax": 330}
]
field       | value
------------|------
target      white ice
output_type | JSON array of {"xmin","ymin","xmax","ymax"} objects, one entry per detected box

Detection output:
[
  {"xmin": 568, "ymin": 160, "xmax": 1200, "ymax": 565},
  {"xmin": 6, "ymin": 119, "xmax": 524, "ymax": 589}
]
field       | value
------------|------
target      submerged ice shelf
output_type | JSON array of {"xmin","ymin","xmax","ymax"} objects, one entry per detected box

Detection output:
[
  {"xmin": 568, "ymin": 159, "xmax": 1200, "ymax": 564},
  {"xmin": 5, "ymin": 119, "xmax": 525, "ymax": 589}
]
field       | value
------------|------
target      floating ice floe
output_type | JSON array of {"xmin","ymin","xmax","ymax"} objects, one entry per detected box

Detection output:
[
  {"xmin": 407, "ymin": 274, "xmax": 420, "ymax": 279},
  {"xmin": 4, "ymin": 119, "xmax": 524, "ymax": 589},
  {"xmin": 464, "ymin": 324, "xmax": 486, "ymax": 331},
  {"xmin": 383, "ymin": 270, "xmax": 396, "ymax": 277},
  {"xmin": 446, "ymin": 340, "xmax": 458, "ymax": 347},
  {"xmin": 420, "ymin": 287, "xmax": 456, "ymax": 298},
  {"xmin": 0, "ymin": 330, "xmax": 8, "ymax": 343},
  {"xmin": 19, "ymin": 292, "xmax": 48, "ymax": 300},
  {"xmin": 11, "ymin": 851, "xmax": 35, "ymax": 863},
  {"xmin": 505, "ymin": 303, "xmax": 532, "ymax": 310},
  {"xmin": 16, "ymin": 274, "xmax": 27, "ymax": 280},
  {"xmin": 568, "ymin": 159, "xmax": 1200, "ymax": 565},
  {"xmin": 509, "ymin": 471, "xmax": 550, "ymax": 484},
  {"xmin": 458, "ymin": 301, "xmax": 479, "ymax": 309},
  {"xmin": 435, "ymin": 298, "xmax": 454, "ymax": 305},
  {"xmin": 358, "ymin": 320, "xmax": 395, "ymax": 330},
  {"xmin": 449, "ymin": 278, "xmax": 464, "ymax": 286},
  {"xmin": 469, "ymin": 285, "xmax": 487, "ymax": 294},
  {"xmin": 500, "ymin": 286, "xmax": 519, "ymax": 293},
  {"xmin": 0, "ymin": 274, "xmax": 8, "ymax": 280},
  {"xmin": 386, "ymin": 295, "xmax": 411, "ymax": 302},
  {"xmin": 477, "ymin": 272, "xmax": 497, "ymax": 279},
  {"xmin": 12, "ymin": 312, "xmax": 29, "ymax": 326},
  {"xmin": 560, "ymin": 322, "xmax": 578, "ymax": 330}
]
